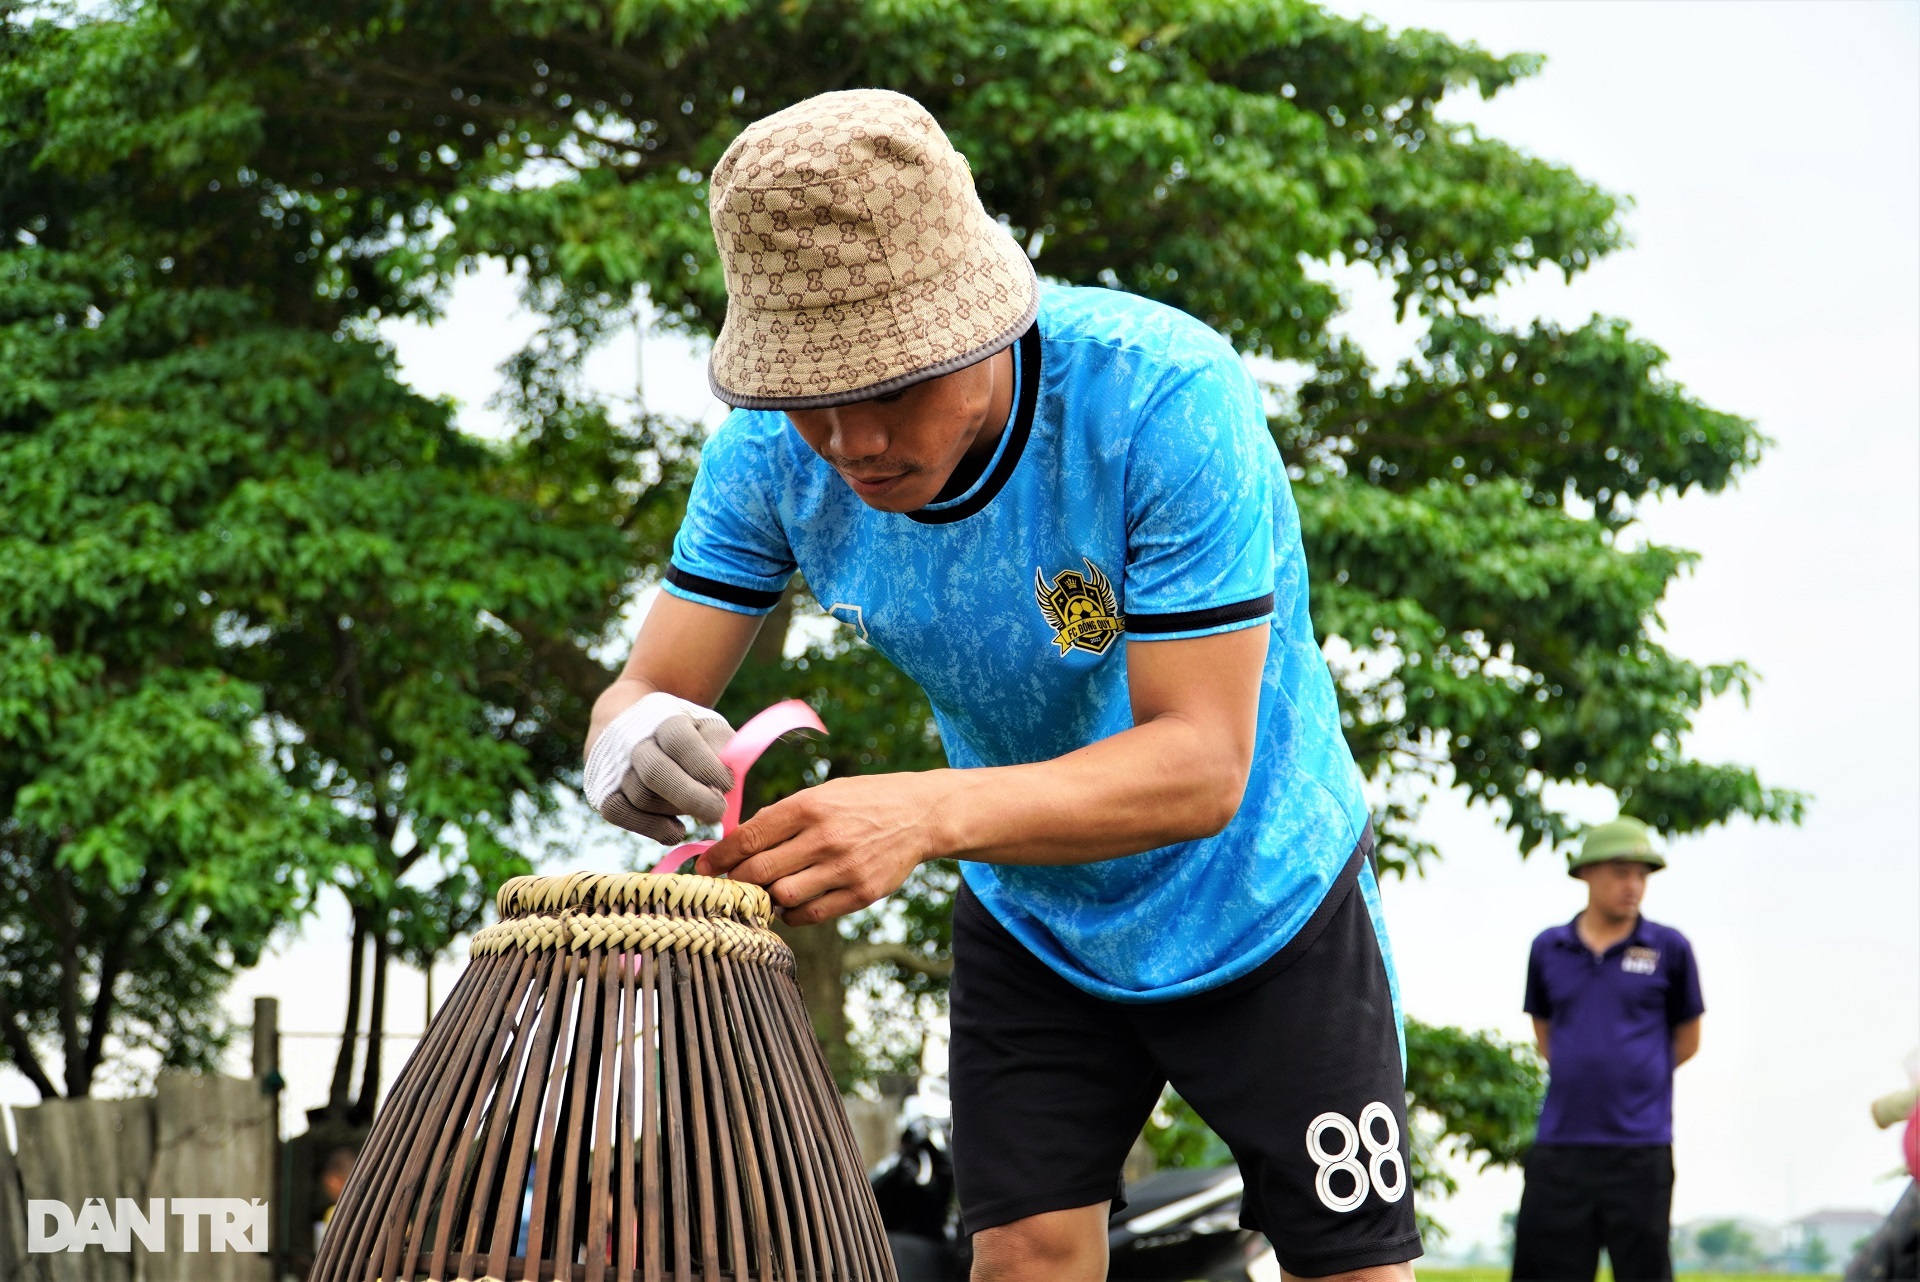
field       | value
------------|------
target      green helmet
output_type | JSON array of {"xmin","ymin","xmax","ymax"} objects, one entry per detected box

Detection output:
[{"xmin": 1568, "ymin": 816, "xmax": 1667, "ymax": 876}]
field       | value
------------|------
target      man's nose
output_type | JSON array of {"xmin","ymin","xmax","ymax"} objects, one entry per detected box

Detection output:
[{"xmin": 828, "ymin": 411, "xmax": 890, "ymax": 460}]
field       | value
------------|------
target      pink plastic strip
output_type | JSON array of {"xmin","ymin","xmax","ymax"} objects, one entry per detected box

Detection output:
[{"xmin": 650, "ymin": 699, "xmax": 827, "ymax": 874}]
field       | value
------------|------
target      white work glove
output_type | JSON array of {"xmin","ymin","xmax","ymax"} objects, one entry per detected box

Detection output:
[{"xmin": 583, "ymin": 693, "xmax": 735, "ymax": 844}]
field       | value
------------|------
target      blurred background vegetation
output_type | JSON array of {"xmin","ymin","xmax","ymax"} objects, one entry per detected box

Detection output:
[{"xmin": 1, "ymin": 0, "xmax": 1798, "ymax": 1219}]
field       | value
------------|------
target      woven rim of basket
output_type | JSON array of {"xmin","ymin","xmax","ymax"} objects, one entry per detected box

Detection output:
[{"xmin": 469, "ymin": 872, "xmax": 787, "ymax": 962}]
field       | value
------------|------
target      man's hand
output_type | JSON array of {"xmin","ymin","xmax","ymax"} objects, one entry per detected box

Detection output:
[
  {"xmin": 584, "ymin": 693, "xmax": 736, "ymax": 844},
  {"xmin": 697, "ymin": 772, "xmax": 956, "ymax": 925},
  {"xmin": 606, "ymin": 713, "xmax": 734, "ymax": 842},
  {"xmin": 1672, "ymin": 1016, "xmax": 1701, "ymax": 1067},
  {"xmin": 585, "ymin": 592, "xmax": 766, "ymax": 838}
]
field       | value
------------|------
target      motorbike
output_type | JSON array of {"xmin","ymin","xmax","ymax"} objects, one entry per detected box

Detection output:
[
  {"xmin": 1844, "ymin": 1180, "xmax": 1919, "ymax": 1280},
  {"xmin": 870, "ymin": 1087, "xmax": 1273, "ymax": 1281},
  {"xmin": 1106, "ymin": 1163, "xmax": 1272, "ymax": 1281}
]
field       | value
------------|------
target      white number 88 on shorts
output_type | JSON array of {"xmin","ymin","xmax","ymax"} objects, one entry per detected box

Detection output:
[{"xmin": 1306, "ymin": 1101, "xmax": 1408, "ymax": 1212}]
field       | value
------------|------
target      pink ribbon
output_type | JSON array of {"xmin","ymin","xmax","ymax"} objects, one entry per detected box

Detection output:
[{"xmin": 649, "ymin": 699, "xmax": 827, "ymax": 874}]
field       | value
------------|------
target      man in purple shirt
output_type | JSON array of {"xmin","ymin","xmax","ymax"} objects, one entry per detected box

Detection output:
[{"xmin": 1512, "ymin": 817, "xmax": 1705, "ymax": 1282}]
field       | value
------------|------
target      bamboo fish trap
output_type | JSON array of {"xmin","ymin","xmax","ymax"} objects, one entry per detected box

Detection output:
[{"xmin": 310, "ymin": 870, "xmax": 897, "ymax": 1282}]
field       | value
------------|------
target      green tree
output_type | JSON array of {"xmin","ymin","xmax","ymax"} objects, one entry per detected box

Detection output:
[
  {"xmin": 1402, "ymin": 1022, "xmax": 1541, "ymax": 1230},
  {"xmin": 1696, "ymin": 1219, "xmax": 1758, "ymax": 1271},
  {"xmin": 0, "ymin": 671, "xmax": 328, "ymax": 1097},
  {"xmin": 1801, "ymin": 1230, "xmax": 1832, "ymax": 1275},
  {"xmin": 1141, "ymin": 1089, "xmax": 1235, "ymax": 1171},
  {"xmin": 0, "ymin": 2, "xmax": 676, "ymax": 1103}
]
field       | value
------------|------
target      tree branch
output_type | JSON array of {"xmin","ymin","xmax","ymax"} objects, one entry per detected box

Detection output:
[
  {"xmin": 0, "ymin": 985, "xmax": 60, "ymax": 1099},
  {"xmin": 327, "ymin": 906, "xmax": 369, "ymax": 1117},
  {"xmin": 333, "ymin": 612, "xmax": 401, "ymax": 846},
  {"xmin": 352, "ymin": 916, "xmax": 390, "ymax": 1124},
  {"xmin": 80, "ymin": 864, "xmax": 159, "ymax": 1087},
  {"xmin": 840, "ymin": 942, "xmax": 952, "ymax": 981},
  {"xmin": 52, "ymin": 868, "xmax": 85, "ymax": 1096}
]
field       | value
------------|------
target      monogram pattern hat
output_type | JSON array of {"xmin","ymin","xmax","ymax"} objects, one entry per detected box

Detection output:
[{"xmin": 706, "ymin": 89, "xmax": 1039, "ymax": 410}]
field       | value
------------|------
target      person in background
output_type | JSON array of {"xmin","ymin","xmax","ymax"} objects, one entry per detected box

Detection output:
[
  {"xmin": 1512, "ymin": 816, "xmax": 1704, "ymax": 1282},
  {"xmin": 313, "ymin": 1144, "xmax": 357, "ymax": 1248}
]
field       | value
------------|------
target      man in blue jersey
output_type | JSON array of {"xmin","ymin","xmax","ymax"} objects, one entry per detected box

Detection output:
[{"xmin": 583, "ymin": 89, "xmax": 1421, "ymax": 1281}]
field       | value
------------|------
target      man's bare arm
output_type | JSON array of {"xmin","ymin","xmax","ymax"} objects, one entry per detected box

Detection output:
[
  {"xmin": 935, "ymin": 623, "xmax": 1267, "ymax": 861},
  {"xmin": 1532, "ymin": 1016, "xmax": 1551, "ymax": 1065},
  {"xmin": 1672, "ymin": 1017, "xmax": 1701, "ymax": 1067},
  {"xmin": 585, "ymin": 592, "xmax": 766, "ymax": 760},
  {"xmin": 699, "ymin": 623, "xmax": 1268, "ymax": 924}
]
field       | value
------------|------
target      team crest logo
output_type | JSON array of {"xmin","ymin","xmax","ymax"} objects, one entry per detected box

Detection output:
[
  {"xmin": 1622, "ymin": 946, "xmax": 1659, "ymax": 975},
  {"xmin": 1033, "ymin": 559, "xmax": 1125, "ymax": 656}
]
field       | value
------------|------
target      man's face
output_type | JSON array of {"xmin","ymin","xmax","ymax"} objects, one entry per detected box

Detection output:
[
  {"xmin": 783, "ymin": 347, "xmax": 1011, "ymax": 512},
  {"xmin": 1578, "ymin": 859, "xmax": 1650, "ymax": 919}
]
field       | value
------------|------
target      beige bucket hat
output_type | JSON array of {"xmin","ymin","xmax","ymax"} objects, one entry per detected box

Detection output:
[{"xmin": 706, "ymin": 89, "xmax": 1039, "ymax": 410}]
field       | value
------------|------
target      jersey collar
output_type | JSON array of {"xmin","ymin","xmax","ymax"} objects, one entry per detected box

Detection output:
[{"xmin": 906, "ymin": 322, "xmax": 1040, "ymax": 526}]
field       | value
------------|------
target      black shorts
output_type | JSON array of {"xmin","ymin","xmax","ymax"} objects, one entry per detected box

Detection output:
[
  {"xmin": 1513, "ymin": 1144, "xmax": 1674, "ymax": 1281},
  {"xmin": 949, "ymin": 834, "xmax": 1422, "ymax": 1278}
]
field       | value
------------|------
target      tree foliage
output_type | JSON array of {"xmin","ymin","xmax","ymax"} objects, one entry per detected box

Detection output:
[
  {"xmin": 0, "ymin": 1, "xmax": 677, "ymax": 1100},
  {"xmin": 1694, "ymin": 1219, "xmax": 1760, "ymax": 1269},
  {"xmin": 1291, "ymin": 313, "xmax": 1793, "ymax": 868},
  {"xmin": 1402, "ymin": 1021, "xmax": 1542, "ymax": 1216},
  {"xmin": 0, "ymin": 0, "xmax": 1797, "ymax": 1204}
]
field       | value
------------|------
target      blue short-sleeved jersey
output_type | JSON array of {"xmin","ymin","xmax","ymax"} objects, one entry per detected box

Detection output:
[
  {"xmin": 1524, "ymin": 915, "xmax": 1705, "ymax": 1145},
  {"xmin": 666, "ymin": 284, "xmax": 1371, "ymax": 1002}
]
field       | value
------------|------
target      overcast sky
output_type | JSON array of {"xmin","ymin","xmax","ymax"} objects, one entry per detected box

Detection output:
[
  {"xmin": 6, "ymin": 0, "xmax": 1914, "ymax": 1259},
  {"xmin": 1314, "ymin": 0, "xmax": 1920, "ymax": 1248}
]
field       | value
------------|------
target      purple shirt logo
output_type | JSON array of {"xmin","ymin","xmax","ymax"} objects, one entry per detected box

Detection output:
[{"xmin": 1621, "ymin": 946, "xmax": 1659, "ymax": 976}]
